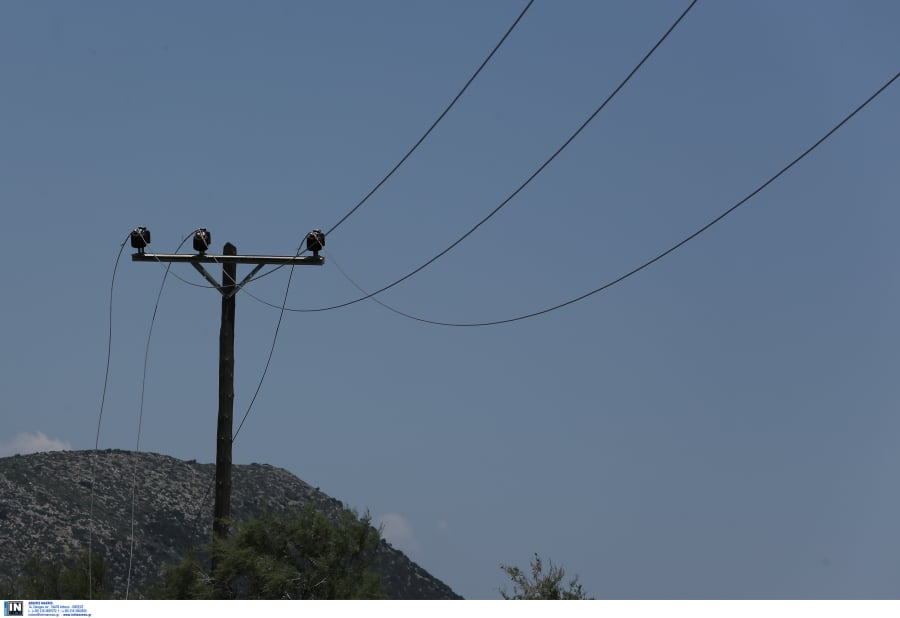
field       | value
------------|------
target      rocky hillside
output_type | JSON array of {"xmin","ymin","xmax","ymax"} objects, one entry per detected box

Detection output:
[{"xmin": 0, "ymin": 450, "xmax": 460, "ymax": 599}]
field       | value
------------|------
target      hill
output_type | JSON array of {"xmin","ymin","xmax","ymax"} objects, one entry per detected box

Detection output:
[{"xmin": 0, "ymin": 449, "xmax": 461, "ymax": 599}]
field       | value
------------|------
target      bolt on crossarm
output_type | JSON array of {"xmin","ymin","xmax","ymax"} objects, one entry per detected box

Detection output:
[{"xmin": 129, "ymin": 227, "xmax": 325, "ymax": 561}]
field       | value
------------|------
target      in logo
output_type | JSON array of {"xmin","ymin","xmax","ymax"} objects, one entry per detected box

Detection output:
[{"xmin": 3, "ymin": 601, "xmax": 23, "ymax": 617}]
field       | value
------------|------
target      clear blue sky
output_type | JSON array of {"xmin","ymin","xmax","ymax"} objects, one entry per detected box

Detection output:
[{"xmin": 1, "ymin": 0, "xmax": 898, "ymax": 600}]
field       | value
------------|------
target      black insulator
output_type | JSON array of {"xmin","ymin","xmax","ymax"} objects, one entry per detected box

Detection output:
[
  {"xmin": 130, "ymin": 227, "xmax": 151, "ymax": 252},
  {"xmin": 306, "ymin": 229, "xmax": 325, "ymax": 257},
  {"xmin": 193, "ymin": 228, "xmax": 212, "ymax": 254}
]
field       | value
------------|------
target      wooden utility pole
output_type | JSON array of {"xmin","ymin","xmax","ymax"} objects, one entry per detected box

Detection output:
[
  {"xmin": 130, "ymin": 228, "xmax": 325, "ymax": 556},
  {"xmin": 213, "ymin": 242, "xmax": 237, "ymax": 543}
]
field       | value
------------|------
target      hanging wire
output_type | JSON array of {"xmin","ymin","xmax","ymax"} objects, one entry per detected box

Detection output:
[
  {"xmin": 321, "ymin": 70, "xmax": 900, "ymax": 327},
  {"xmin": 244, "ymin": 0, "xmax": 699, "ymax": 313},
  {"xmin": 243, "ymin": 0, "xmax": 536, "ymax": 286},
  {"xmin": 88, "ymin": 233, "xmax": 129, "ymax": 600},
  {"xmin": 124, "ymin": 233, "xmax": 192, "ymax": 599}
]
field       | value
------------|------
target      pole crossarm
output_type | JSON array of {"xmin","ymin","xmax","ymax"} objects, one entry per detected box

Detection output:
[
  {"xmin": 133, "ymin": 252, "xmax": 323, "ymax": 297},
  {"xmin": 131, "ymin": 252, "xmax": 324, "ymax": 266}
]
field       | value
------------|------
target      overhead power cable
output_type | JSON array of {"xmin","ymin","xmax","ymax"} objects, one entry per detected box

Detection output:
[
  {"xmin": 234, "ymin": 265, "xmax": 297, "ymax": 442},
  {"xmin": 125, "ymin": 233, "xmax": 190, "ymax": 599},
  {"xmin": 243, "ymin": 0, "xmax": 536, "ymax": 287},
  {"xmin": 89, "ymin": 233, "xmax": 129, "ymax": 600},
  {"xmin": 245, "ymin": 0, "xmax": 699, "ymax": 314},
  {"xmin": 327, "ymin": 71, "xmax": 900, "ymax": 327},
  {"xmin": 92, "ymin": 232, "xmax": 188, "ymax": 599},
  {"xmin": 325, "ymin": 0, "xmax": 535, "ymax": 238}
]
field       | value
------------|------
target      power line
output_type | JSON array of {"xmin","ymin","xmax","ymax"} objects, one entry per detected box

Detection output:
[
  {"xmin": 233, "ymin": 265, "xmax": 297, "ymax": 442},
  {"xmin": 246, "ymin": 0, "xmax": 699, "ymax": 314},
  {"xmin": 327, "ymin": 71, "xmax": 900, "ymax": 327},
  {"xmin": 244, "ymin": 0, "xmax": 536, "ymax": 287},
  {"xmin": 91, "ymin": 232, "xmax": 189, "ymax": 599},
  {"xmin": 325, "ymin": 0, "xmax": 535, "ymax": 238},
  {"xmin": 89, "ymin": 233, "xmax": 128, "ymax": 600},
  {"xmin": 163, "ymin": 266, "xmax": 217, "ymax": 290},
  {"xmin": 125, "ymin": 234, "xmax": 189, "ymax": 599}
]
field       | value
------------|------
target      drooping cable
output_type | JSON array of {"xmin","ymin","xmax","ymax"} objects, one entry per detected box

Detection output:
[
  {"xmin": 124, "ymin": 234, "xmax": 190, "ymax": 599},
  {"xmin": 165, "ymin": 268, "xmax": 217, "ymax": 290},
  {"xmin": 234, "ymin": 266, "xmax": 297, "ymax": 442},
  {"xmin": 324, "ymin": 0, "xmax": 535, "ymax": 238},
  {"xmin": 243, "ymin": 0, "xmax": 537, "ymax": 287},
  {"xmin": 325, "ymin": 71, "xmax": 899, "ymax": 327},
  {"xmin": 89, "ymin": 233, "xmax": 129, "ymax": 600},
  {"xmin": 245, "ymin": 0, "xmax": 699, "ymax": 313}
]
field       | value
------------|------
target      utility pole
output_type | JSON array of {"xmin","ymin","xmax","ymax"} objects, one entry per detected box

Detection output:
[
  {"xmin": 215, "ymin": 242, "xmax": 237, "ymax": 543},
  {"xmin": 129, "ymin": 227, "xmax": 324, "ymax": 555}
]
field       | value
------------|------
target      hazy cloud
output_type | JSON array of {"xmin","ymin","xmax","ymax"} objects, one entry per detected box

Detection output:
[
  {"xmin": 0, "ymin": 432, "xmax": 72, "ymax": 457},
  {"xmin": 379, "ymin": 512, "xmax": 421, "ymax": 554}
]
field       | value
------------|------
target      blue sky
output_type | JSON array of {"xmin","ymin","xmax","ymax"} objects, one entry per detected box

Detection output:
[{"xmin": 1, "ymin": 0, "xmax": 899, "ymax": 600}]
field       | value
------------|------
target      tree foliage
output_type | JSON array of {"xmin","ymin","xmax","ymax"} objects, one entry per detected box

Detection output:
[
  {"xmin": 500, "ymin": 553, "xmax": 590, "ymax": 600},
  {"xmin": 150, "ymin": 506, "xmax": 384, "ymax": 599},
  {"xmin": 0, "ymin": 550, "xmax": 107, "ymax": 599}
]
